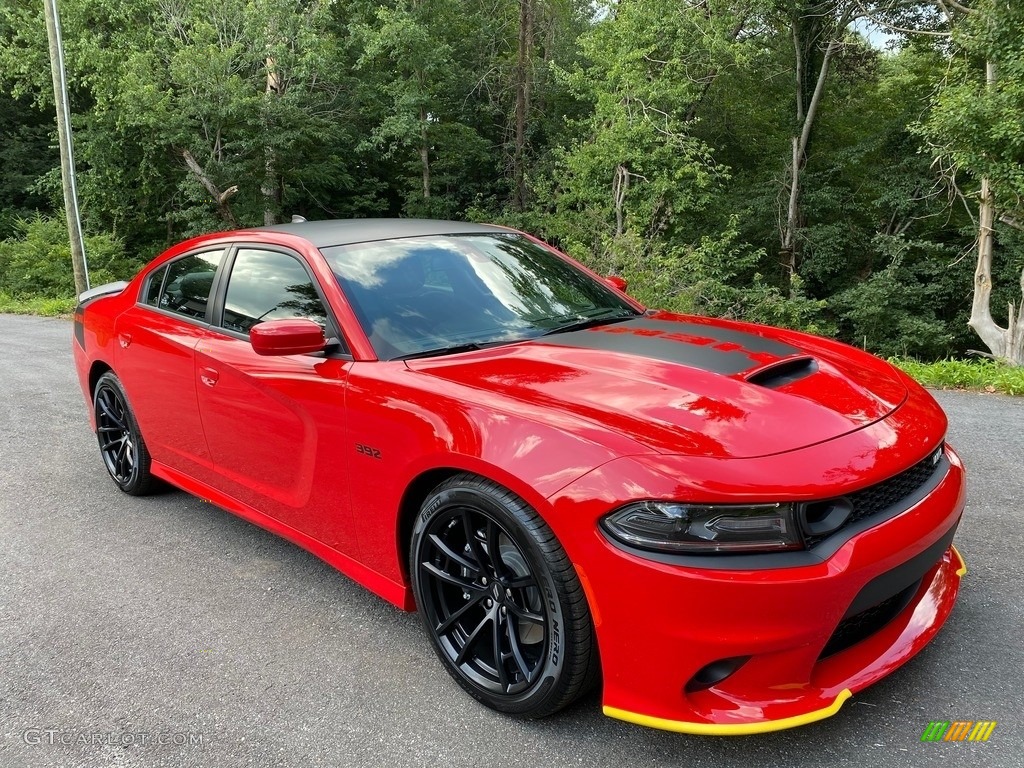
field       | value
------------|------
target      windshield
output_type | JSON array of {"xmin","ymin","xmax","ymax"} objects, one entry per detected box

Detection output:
[{"xmin": 321, "ymin": 233, "xmax": 638, "ymax": 360}]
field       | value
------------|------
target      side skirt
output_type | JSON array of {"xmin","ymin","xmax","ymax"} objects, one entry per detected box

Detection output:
[{"xmin": 150, "ymin": 460, "xmax": 415, "ymax": 611}]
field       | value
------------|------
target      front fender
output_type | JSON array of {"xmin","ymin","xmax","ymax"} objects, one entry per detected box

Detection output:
[{"xmin": 344, "ymin": 361, "xmax": 638, "ymax": 595}]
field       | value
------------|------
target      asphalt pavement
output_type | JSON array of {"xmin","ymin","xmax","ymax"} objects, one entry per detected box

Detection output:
[{"xmin": 1, "ymin": 313, "xmax": 1021, "ymax": 767}]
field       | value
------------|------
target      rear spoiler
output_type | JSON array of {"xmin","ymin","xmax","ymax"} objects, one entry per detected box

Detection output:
[
  {"xmin": 74, "ymin": 280, "xmax": 130, "ymax": 349},
  {"xmin": 78, "ymin": 280, "xmax": 129, "ymax": 306}
]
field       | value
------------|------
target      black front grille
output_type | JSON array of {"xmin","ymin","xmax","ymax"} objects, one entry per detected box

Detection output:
[{"xmin": 803, "ymin": 446, "xmax": 944, "ymax": 548}]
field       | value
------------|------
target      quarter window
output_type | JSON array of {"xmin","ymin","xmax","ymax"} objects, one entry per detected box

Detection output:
[
  {"xmin": 143, "ymin": 265, "xmax": 167, "ymax": 306},
  {"xmin": 158, "ymin": 250, "xmax": 225, "ymax": 320},
  {"xmin": 221, "ymin": 249, "xmax": 329, "ymax": 334}
]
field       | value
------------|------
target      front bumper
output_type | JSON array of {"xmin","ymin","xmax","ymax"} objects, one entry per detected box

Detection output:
[
  {"xmin": 603, "ymin": 545, "xmax": 965, "ymax": 734},
  {"xmin": 548, "ymin": 442, "xmax": 966, "ymax": 734}
]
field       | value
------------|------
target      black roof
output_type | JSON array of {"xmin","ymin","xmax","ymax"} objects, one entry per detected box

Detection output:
[{"xmin": 254, "ymin": 218, "xmax": 511, "ymax": 248}]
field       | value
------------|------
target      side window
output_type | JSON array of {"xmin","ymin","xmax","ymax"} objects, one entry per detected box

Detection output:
[
  {"xmin": 143, "ymin": 265, "xmax": 167, "ymax": 306},
  {"xmin": 221, "ymin": 249, "xmax": 329, "ymax": 334},
  {"xmin": 159, "ymin": 250, "xmax": 224, "ymax": 320}
]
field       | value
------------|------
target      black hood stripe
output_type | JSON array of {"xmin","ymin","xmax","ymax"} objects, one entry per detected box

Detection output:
[{"xmin": 535, "ymin": 318, "xmax": 802, "ymax": 376}]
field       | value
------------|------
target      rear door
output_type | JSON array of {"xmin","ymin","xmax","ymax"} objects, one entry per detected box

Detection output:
[
  {"xmin": 114, "ymin": 248, "xmax": 226, "ymax": 482},
  {"xmin": 194, "ymin": 245, "xmax": 357, "ymax": 553}
]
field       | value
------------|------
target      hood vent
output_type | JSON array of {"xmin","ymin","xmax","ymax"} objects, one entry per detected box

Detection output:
[{"xmin": 745, "ymin": 356, "xmax": 819, "ymax": 389}]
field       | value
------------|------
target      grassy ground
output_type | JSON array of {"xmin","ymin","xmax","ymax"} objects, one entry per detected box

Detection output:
[
  {"xmin": 0, "ymin": 293, "xmax": 76, "ymax": 316},
  {"xmin": 892, "ymin": 358, "xmax": 1024, "ymax": 396}
]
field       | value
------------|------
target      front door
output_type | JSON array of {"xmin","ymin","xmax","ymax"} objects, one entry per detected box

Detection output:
[{"xmin": 194, "ymin": 246, "xmax": 356, "ymax": 554}]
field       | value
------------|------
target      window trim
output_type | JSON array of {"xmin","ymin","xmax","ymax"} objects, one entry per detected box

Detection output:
[
  {"xmin": 142, "ymin": 263, "xmax": 169, "ymax": 308},
  {"xmin": 209, "ymin": 243, "xmax": 350, "ymax": 358},
  {"xmin": 135, "ymin": 246, "xmax": 231, "ymax": 329}
]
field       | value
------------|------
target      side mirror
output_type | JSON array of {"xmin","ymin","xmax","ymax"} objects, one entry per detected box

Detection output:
[
  {"xmin": 605, "ymin": 275, "xmax": 628, "ymax": 292},
  {"xmin": 250, "ymin": 318, "xmax": 326, "ymax": 356}
]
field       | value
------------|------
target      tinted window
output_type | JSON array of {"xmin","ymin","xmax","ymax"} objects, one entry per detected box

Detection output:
[
  {"xmin": 144, "ymin": 265, "xmax": 167, "ymax": 306},
  {"xmin": 321, "ymin": 233, "xmax": 637, "ymax": 359},
  {"xmin": 159, "ymin": 251, "xmax": 224, "ymax": 320},
  {"xmin": 221, "ymin": 249, "xmax": 329, "ymax": 334}
]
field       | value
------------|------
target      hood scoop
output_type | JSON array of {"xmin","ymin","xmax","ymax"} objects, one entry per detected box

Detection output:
[{"xmin": 745, "ymin": 356, "xmax": 819, "ymax": 389}]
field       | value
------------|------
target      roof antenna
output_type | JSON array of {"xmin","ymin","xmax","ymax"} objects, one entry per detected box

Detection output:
[{"xmin": 291, "ymin": 215, "xmax": 307, "ymax": 223}]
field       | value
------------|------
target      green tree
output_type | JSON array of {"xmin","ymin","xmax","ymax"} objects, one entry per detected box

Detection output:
[
  {"xmin": 919, "ymin": 0, "xmax": 1024, "ymax": 364},
  {"xmin": 0, "ymin": 93, "xmax": 58, "ymax": 236},
  {"xmin": 1, "ymin": 0, "xmax": 371, "ymax": 244},
  {"xmin": 351, "ymin": 0, "xmax": 507, "ymax": 218},
  {"xmin": 541, "ymin": 0, "xmax": 737, "ymax": 268}
]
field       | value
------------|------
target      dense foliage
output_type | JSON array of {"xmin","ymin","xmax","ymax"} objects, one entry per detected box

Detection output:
[{"xmin": 1, "ymin": 0, "xmax": 1022, "ymax": 360}]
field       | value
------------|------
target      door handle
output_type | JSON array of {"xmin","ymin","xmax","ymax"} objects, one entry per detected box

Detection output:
[{"xmin": 199, "ymin": 366, "xmax": 220, "ymax": 387}]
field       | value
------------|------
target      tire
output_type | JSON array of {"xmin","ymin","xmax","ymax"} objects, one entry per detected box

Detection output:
[
  {"xmin": 410, "ymin": 474, "xmax": 598, "ymax": 718},
  {"xmin": 93, "ymin": 372, "xmax": 157, "ymax": 496}
]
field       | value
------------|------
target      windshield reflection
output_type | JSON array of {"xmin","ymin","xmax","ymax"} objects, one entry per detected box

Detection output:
[{"xmin": 321, "ymin": 233, "xmax": 637, "ymax": 360}]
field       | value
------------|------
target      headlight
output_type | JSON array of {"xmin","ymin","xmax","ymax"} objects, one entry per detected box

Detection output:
[{"xmin": 600, "ymin": 501, "xmax": 803, "ymax": 554}]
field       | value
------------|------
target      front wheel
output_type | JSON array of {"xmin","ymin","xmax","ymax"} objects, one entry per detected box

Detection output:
[
  {"xmin": 410, "ymin": 474, "xmax": 598, "ymax": 717},
  {"xmin": 93, "ymin": 372, "xmax": 157, "ymax": 496}
]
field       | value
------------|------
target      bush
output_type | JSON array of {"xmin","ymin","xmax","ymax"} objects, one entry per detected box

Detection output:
[
  {"xmin": 601, "ymin": 218, "xmax": 832, "ymax": 336},
  {"xmin": 0, "ymin": 215, "xmax": 141, "ymax": 299},
  {"xmin": 892, "ymin": 358, "xmax": 1024, "ymax": 396},
  {"xmin": 0, "ymin": 292, "xmax": 77, "ymax": 316}
]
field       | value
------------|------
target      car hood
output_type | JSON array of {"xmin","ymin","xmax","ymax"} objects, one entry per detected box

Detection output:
[{"xmin": 407, "ymin": 313, "xmax": 908, "ymax": 458}]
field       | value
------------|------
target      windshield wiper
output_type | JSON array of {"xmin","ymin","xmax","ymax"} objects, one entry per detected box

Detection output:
[
  {"xmin": 540, "ymin": 311, "xmax": 637, "ymax": 336},
  {"xmin": 393, "ymin": 342, "xmax": 491, "ymax": 361}
]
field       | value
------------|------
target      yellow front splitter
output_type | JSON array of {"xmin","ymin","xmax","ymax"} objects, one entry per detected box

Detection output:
[
  {"xmin": 952, "ymin": 544, "xmax": 967, "ymax": 577},
  {"xmin": 603, "ymin": 688, "xmax": 853, "ymax": 736}
]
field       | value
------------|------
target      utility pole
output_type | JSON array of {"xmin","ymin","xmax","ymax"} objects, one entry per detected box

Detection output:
[{"xmin": 42, "ymin": 0, "xmax": 89, "ymax": 295}]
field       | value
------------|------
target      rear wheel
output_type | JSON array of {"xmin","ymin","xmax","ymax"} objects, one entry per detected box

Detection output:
[
  {"xmin": 410, "ymin": 474, "xmax": 598, "ymax": 717},
  {"xmin": 93, "ymin": 372, "xmax": 157, "ymax": 496}
]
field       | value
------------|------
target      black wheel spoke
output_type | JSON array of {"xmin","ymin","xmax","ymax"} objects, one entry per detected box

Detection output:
[
  {"xmin": 420, "ymin": 561, "xmax": 478, "ymax": 592},
  {"xmin": 97, "ymin": 393, "xmax": 126, "ymax": 429},
  {"xmin": 435, "ymin": 593, "xmax": 485, "ymax": 635},
  {"xmin": 509, "ymin": 574, "xmax": 536, "ymax": 589},
  {"xmin": 506, "ymin": 601, "xmax": 545, "ymax": 625},
  {"xmin": 461, "ymin": 510, "xmax": 488, "ymax": 569},
  {"xmin": 492, "ymin": 612, "xmax": 509, "ymax": 690},
  {"xmin": 112, "ymin": 438, "xmax": 132, "ymax": 481},
  {"xmin": 505, "ymin": 616, "xmax": 533, "ymax": 682},
  {"xmin": 428, "ymin": 533, "xmax": 480, "ymax": 574},
  {"xmin": 486, "ymin": 519, "xmax": 507, "ymax": 579},
  {"xmin": 455, "ymin": 614, "xmax": 491, "ymax": 666}
]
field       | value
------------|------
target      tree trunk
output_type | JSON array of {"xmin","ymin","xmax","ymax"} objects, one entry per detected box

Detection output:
[
  {"xmin": 968, "ymin": 65, "xmax": 1024, "ymax": 365},
  {"xmin": 419, "ymin": 105, "xmax": 431, "ymax": 201},
  {"xmin": 780, "ymin": 33, "xmax": 840, "ymax": 297},
  {"xmin": 613, "ymin": 164, "xmax": 629, "ymax": 237},
  {"xmin": 262, "ymin": 56, "xmax": 282, "ymax": 226},
  {"xmin": 512, "ymin": 0, "xmax": 534, "ymax": 211},
  {"xmin": 1015, "ymin": 268, "xmax": 1024, "ymax": 365},
  {"xmin": 781, "ymin": 136, "xmax": 801, "ymax": 289},
  {"xmin": 181, "ymin": 149, "xmax": 239, "ymax": 228}
]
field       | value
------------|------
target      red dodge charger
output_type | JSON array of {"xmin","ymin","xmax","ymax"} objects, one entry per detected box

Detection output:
[{"xmin": 73, "ymin": 219, "xmax": 966, "ymax": 734}]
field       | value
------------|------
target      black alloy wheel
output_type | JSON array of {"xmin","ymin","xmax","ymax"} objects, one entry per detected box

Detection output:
[
  {"xmin": 93, "ymin": 372, "xmax": 156, "ymax": 496},
  {"xmin": 411, "ymin": 474, "xmax": 598, "ymax": 717}
]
